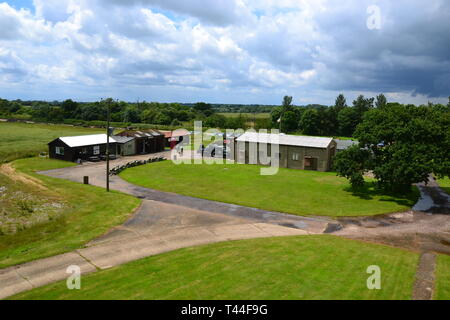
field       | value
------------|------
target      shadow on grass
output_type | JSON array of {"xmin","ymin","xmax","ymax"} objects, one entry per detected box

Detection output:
[{"xmin": 343, "ymin": 182, "xmax": 419, "ymax": 207}]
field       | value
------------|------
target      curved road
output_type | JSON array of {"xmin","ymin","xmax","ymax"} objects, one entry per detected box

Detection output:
[{"xmin": 1, "ymin": 155, "xmax": 449, "ymax": 299}]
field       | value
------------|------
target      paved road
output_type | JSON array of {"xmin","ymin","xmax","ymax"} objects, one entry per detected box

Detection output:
[
  {"xmin": 2, "ymin": 156, "xmax": 448, "ymax": 299},
  {"xmin": 0, "ymin": 154, "xmax": 331, "ymax": 299}
]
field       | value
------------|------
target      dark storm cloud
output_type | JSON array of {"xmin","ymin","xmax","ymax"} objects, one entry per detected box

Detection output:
[{"xmin": 312, "ymin": 0, "xmax": 450, "ymax": 97}]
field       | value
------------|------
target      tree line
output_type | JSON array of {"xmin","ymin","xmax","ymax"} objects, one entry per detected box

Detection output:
[{"xmin": 269, "ymin": 93, "xmax": 422, "ymax": 137}]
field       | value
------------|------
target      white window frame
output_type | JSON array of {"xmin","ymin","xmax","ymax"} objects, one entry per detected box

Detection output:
[
  {"xmin": 93, "ymin": 145, "xmax": 100, "ymax": 155},
  {"xmin": 292, "ymin": 153, "xmax": 299, "ymax": 161},
  {"xmin": 55, "ymin": 146, "xmax": 64, "ymax": 155}
]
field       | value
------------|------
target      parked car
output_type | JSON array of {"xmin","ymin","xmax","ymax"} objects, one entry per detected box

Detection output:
[
  {"xmin": 202, "ymin": 143, "xmax": 230, "ymax": 159},
  {"xmin": 100, "ymin": 154, "xmax": 117, "ymax": 161},
  {"xmin": 88, "ymin": 156, "xmax": 101, "ymax": 162}
]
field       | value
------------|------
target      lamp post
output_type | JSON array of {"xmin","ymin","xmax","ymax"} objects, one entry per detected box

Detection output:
[{"xmin": 106, "ymin": 98, "xmax": 111, "ymax": 192}]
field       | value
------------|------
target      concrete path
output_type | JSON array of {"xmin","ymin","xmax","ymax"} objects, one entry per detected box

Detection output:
[
  {"xmin": 412, "ymin": 252, "xmax": 437, "ymax": 300},
  {"xmin": 1, "ymin": 155, "xmax": 330, "ymax": 299}
]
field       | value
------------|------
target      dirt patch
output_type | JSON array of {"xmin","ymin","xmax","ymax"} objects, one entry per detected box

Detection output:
[{"xmin": 0, "ymin": 164, "xmax": 48, "ymax": 191}]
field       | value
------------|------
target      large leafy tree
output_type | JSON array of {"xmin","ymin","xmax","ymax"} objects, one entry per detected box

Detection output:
[
  {"xmin": 353, "ymin": 95, "xmax": 374, "ymax": 117},
  {"xmin": 337, "ymin": 107, "xmax": 359, "ymax": 137},
  {"xmin": 299, "ymin": 109, "xmax": 320, "ymax": 135},
  {"xmin": 334, "ymin": 104, "xmax": 450, "ymax": 193}
]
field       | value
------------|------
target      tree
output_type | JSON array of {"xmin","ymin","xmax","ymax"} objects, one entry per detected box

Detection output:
[
  {"xmin": 299, "ymin": 109, "xmax": 320, "ymax": 135},
  {"xmin": 375, "ymin": 94, "xmax": 387, "ymax": 109},
  {"xmin": 333, "ymin": 145, "xmax": 371, "ymax": 188},
  {"xmin": 204, "ymin": 114, "xmax": 227, "ymax": 128},
  {"xmin": 335, "ymin": 94, "xmax": 347, "ymax": 111},
  {"xmin": 282, "ymin": 96, "xmax": 293, "ymax": 112},
  {"xmin": 337, "ymin": 107, "xmax": 359, "ymax": 137},
  {"xmin": 193, "ymin": 102, "xmax": 213, "ymax": 117},
  {"xmin": 61, "ymin": 99, "xmax": 79, "ymax": 118},
  {"xmin": 335, "ymin": 104, "xmax": 450, "ymax": 193},
  {"xmin": 353, "ymin": 95, "xmax": 374, "ymax": 116},
  {"xmin": 123, "ymin": 106, "xmax": 141, "ymax": 123},
  {"xmin": 281, "ymin": 110, "xmax": 299, "ymax": 132}
]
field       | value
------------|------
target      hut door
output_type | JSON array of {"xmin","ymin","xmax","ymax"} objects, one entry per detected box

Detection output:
[{"xmin": 304, "ymin": 157, "xmax": 318, "ymax": 171}]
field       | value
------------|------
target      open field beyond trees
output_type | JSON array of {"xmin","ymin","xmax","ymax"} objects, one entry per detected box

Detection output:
[
  {"xmin": 11, "ymin": 235, "xmax": 420, "ymax": 300},
  {"xmin": 120, "ymin": 161, "xmax": 419, "ymax": 217},
  {"xmin": 0, "ymin": 122, "xmax": 103, "ymax": 163},
  {"xmin": 218, "ymin": 113, "xmax": 270, "ymax": 119},
  {"xmin": 0, "ymin": 158, "xmax": 140, "ymax": 268}
]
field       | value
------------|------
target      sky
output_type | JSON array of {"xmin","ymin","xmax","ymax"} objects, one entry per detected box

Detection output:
[{"xmin": 0, "ymin": 0, "xmax": 449, "ymax": 105}]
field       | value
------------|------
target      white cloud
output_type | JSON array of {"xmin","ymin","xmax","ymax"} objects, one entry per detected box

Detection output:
[{"xmin": 0, "ymin": 0, "xmax": 448, "ymax": 104}]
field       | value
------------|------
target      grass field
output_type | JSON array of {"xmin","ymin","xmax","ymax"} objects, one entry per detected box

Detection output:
[
  {"xmin": 437, "ymin": 177, "xmax": 450, "ymax": 195},
  {"xmin": 11, "ymin": 235, "xmax": 419, "ymax": 300},
  {"xmin": 435, "ymin": 254, "xmax": 450, "ymax": 300},
  {"xmin": 120, "ymin": 161, "xmax": 418, "ymax": 217},
  {"xmin": 0, "ymin": 158, "xmax": 140, "ymax": 268},
  {"xmin": 0, "ymin": 122, "xmax": 102, "ymax": 163},
  {"xmin": 218, "ymin": 113, "xmax": 270, "ymax": 119}
]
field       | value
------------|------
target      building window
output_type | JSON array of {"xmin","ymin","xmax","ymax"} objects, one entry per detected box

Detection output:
[
  {"xmin": 93, "ymin": 145, "xmax": 100, "ymax": 155},
  {"xmin": 55, "ymin": 146, "xmax": 64, "ymax": 155},
  {"xmin": 81, "ymin": 148, "xmax": 87, "ymax": 154},
  {"xmin": 292, "ymin": 153, "xmax": 299, "ymax": 161}
]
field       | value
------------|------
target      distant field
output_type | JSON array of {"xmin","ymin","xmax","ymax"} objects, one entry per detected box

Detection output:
[
  {"xmin": 120, "ymin": 161, "xmax": 419, "ymax": 217},
  {"xmin": 12, "ymin": 235, "xmax": 419, "ymax": 300},
  {"xmin": 0, "ymin": 122, "xmax": 102, "ymax": 163},
  {"xmin": 218, "ymin": 113, "xmax": 270, "ymax": 119}
]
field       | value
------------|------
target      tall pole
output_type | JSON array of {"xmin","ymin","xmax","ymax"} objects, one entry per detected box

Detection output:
[{"xmin": 106, "ymin": 99, "xmax": 110, "ymax": 192}]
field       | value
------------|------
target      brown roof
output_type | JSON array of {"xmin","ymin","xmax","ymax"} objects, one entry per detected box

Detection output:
[
  {"xmin": 159, "ymin": 129, "xmax": 190, "ymax": 139},
  {"xmin": 116, "ymin": 129, "xmax": 163, "ymax": 138}
]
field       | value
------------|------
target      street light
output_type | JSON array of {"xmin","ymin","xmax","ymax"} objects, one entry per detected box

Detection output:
[{"xmin": 106, "ymin": 98, "xmax": 111, "ymax": 192}]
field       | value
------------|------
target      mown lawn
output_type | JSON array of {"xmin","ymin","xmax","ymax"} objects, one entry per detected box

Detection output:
[
  {"xmin": 435, "ymin": 254, "xmax": 450, "ymax": 300},
  {"xmin": 0, "ymin": 158, "xmax": 140, "ymax": 268},
  {"xmin": 12, "ymin": 235, "xmax": 418, "ymax": 300},
  {"xmin": 0, "ymin": 122, "xmax": 102, "ymax": 163},
  {"xmin": 120, "ymin": 161, "xmax": 418, "ymax": 217}
]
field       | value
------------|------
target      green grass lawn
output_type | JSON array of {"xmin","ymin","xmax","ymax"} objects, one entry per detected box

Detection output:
[
  {"xmin": 0, "ymin": 158, "xmax": 140, "ymax": 268},
  {"xmin": 120, "ymin": 161, "xmax": 418, "ymax": 217},
  {"xmin": 437, "ymin": 177, "xmax": 450, "ymax": 195},
  {"xmin": 435, "ymin": 254, "xmax": 450, "ymax": 300},
  {"xmin": 218, "ymin": 113, "xmax": 270, "ymax": 119},
  {"xmin": 11, "ymin": 235, "xmax": 418, "ymax": 300},
  {"xmin": 0, "ymin": 122, "xmax": 102, "ymax": 163}
]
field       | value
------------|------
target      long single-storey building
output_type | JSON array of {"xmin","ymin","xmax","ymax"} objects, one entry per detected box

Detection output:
[
  {"xmin": 334, "ymin": 139, "xmax": 359, "ymax": 153},
  {"xmin": 159, "ymin": 129, "xmax": 191, "ymax": 149},
  {"xmin": 48, "ymin": 134, "xmax": 118, "ymax": 162},
  {"xmin": 115, "ymin": 129, "xmax": 165, "ymax": 154},
  {"xmin": 235, "ymin": 132, "xmax": 337, "ymax": 171}
]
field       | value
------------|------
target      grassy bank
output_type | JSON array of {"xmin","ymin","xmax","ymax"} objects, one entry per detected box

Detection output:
[
  {"xmin": 435, "ymin": 254, "xmax": 450, "ymax": 300},
  {"xmin": 11, "ymin": 235, "xmax": 418, "ymax": 300},
  {"xmin": 0, "ymin": 158, "xmax": 140, "ymax": 268},
  {"xmin": 437, "ymin": 177, "xmax": 450, "ymax": 195},
  {"xmin": 120, "ymin": 161, "xmax": 418, "ymax": 217}
]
